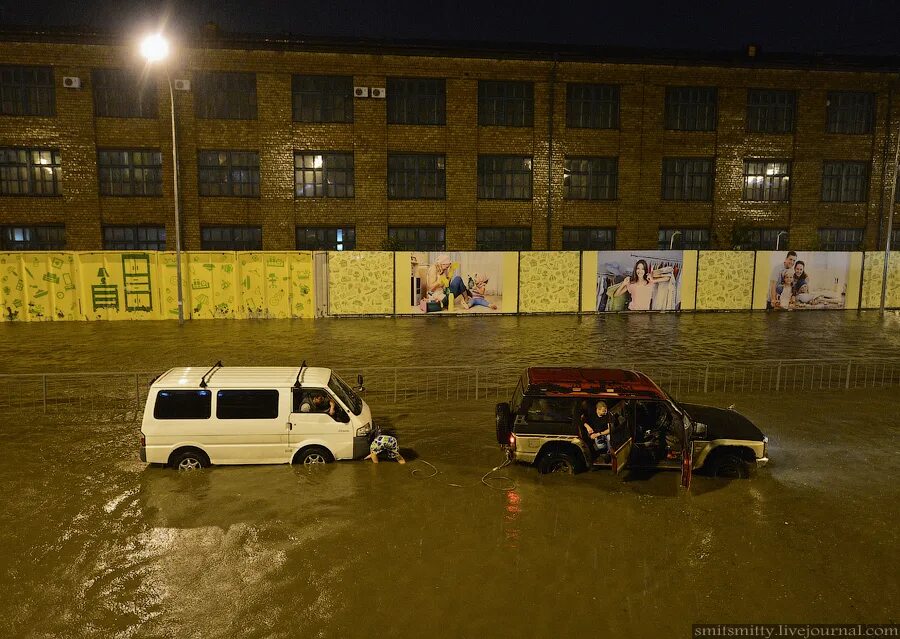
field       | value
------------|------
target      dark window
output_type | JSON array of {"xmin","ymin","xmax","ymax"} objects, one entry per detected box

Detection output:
[
  {"xmin": 216, "ymin": 390, "xmax": 279, "ymax": 419},
  {"xmin": 388, "ymin": 227, "xmax": 445, "ymax": 251},
  {"xmin": 294, "ymin": 152, "xmax": 354, "ymax": 198},
  {"xmin": 296, "ymin": 227, "xmax": 355, "ymax": 251},
  {"xmin": 658, "ymin": 228, "xmax": 710, "ymax": 250},
  {"xmin": 661, "ymin": 158, "xmax": 714, "ymax": 201},
  {"xmin": 743, "ymin": 160, "xmax": 792, "ymax": 201},
  {"xmin": 0, "ymin": 148, "xmax": 62, "ymax": 195},
  {"xmin": 817, "ymin": 228, "xmax": 863, "ymax": 251},
  {"xmin": 822, "ymin": 161, "xmax": 868, "ymax": 202},
  {"xmin": 826, "ymin": 92, "xmax": 874, "ymax": 134},
  {"xmin": 388, "ymin": 154, "xmax": 446, "ymax": 199},
  {"xmin": 564, "ymin": 157, "xmax": 617, "ymax": 200},
  {"xmin": 665, "ymin": 86, "xmax": 717, "ymax": 131},
  {"xmin": 476, "ymin": 227, "xmax": 532, "ymax": 250},
  {"xmin": 738, "ymin": 228, "xmax": 789, "ymax": 250},
  {"xmin": 566, "ymin": 83, "xmax": 619, "ymax": 129},
  {"xmin": 92, "ymin": 69, "xmax": 157, "ymax": 118},
  {"xmin": 194, "ymin": 71, "xmax": 257, "ymax": 120},
  {"xmin": 1, "ymin": 225, "xmax": 65, "ymax": 250},
  {"xmin": 892, "ymin": 228, "xmax": 900, "ymax": 245},
  {"xmin": 291, "ymin": 75, "xmax": 353, "ymax": 123},
  {"xmin": 562, "ymin": 227, "xmax": 616, "ymax": 250},
  {"xmin": 103, "ymin": 226, "xmax": 166, "ymax": 250},
  {"xmin": 153, "ymin": 389, "xmax": 212, "ymax": 420},
  {"xmin": 478, "ymin": 80, "xmax": 533, "ymax": 127},
  {"xmin": 98, "ymin": 149, "xmax": 162, "ymax": 196},
  {"xmin": 198, "ymin": 151, "xmax": 260, "ymax": 197},
  {"xmin": 523, "ymin": 397, "xmax": 576, "ymax": 423},
  {"xmin": 387, "ymin": 78, "xmax": 445, "ymax": 125},
  {"xmin": 0, "ymin": 65, "xmax": 54, "ymax": 116},
  {"xmin": 201, "ymin": 226, "xmax": 262, "ymax": 250},
  {"xmin": 746, "ymin": 89, "xmax": 795, "ymax": 133},
  {"xmin": 478, "ymin": 155, "xmax": 533, "ymax": 199}
]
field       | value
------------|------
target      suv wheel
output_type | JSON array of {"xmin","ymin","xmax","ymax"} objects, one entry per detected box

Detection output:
[
  {"xmin": 495, "ymin": 402, "xmax": 512, "ymax": 446},
  {"xmin": 538, "ymin": 449, "xmax": 583, "ymax": 475},
  {"xmin": 706, "ymin": 450, "xmax": 750, "ymax": 479}
]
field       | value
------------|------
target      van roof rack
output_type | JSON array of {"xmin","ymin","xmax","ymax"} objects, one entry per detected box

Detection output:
[
  {"xmin": 293, "ymin": 360, "xmax": 308, "ymax": 389},
  {"xmin": 199, "ymin": 360, "xmax": 223, "ymax": 388}
]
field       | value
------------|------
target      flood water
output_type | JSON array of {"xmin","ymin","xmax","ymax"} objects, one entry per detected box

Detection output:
[{"xmin": 1, "ymin": 313, "xmax": 899, "ymax": 637}]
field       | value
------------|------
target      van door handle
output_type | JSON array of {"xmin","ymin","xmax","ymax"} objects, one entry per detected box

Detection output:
[{"xmin": 286, "ymin": 422, "xmax": 292, "ymax": 431}]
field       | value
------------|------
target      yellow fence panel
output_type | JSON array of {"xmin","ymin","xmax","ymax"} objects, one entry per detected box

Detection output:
[
  {"xmin": 0, "ymin": 252, "xmax": 80, "ymax": 321},
  {"xmin": 76, "ymin": 252, "xmax": 161, "ymax": 321},
  {"xmin": 329, "ymin": 251, "xmax": 394, "ymax": 315},
  {"xmin": 861, "ymin": 252, "xmax": 900, "ymax": 309},
  {"xmin": 695, "ymin": 251, "xmax": 755, "ymax": 310},
  {"xmin": 288, "ymin": 252, "xmax": 314, "ymax": 318},
  {"xmin": 187, "ymin": 252, "xmax": 237, "ymax": 319},
  {"xmin": 519, "ymin": 251, "xmax": 580, "ymax": 313}
]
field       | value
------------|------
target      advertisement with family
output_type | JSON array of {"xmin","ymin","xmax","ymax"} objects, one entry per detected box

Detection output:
[
  {"xmin": 767, "ymin": 251, "xmax": 850, "ymax": 310},
  {"xmin": 596, "ymin": 251, "xmax": 684, "ymax": 311},
  {"xmin": 407, "ymin": 252, "xmax": 505, "ymax": 313}
]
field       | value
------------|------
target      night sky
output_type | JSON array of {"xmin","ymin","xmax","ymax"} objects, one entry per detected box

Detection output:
[{"xmin": 0, "ymin": 0, "xmax": 898, "ymax": 55}]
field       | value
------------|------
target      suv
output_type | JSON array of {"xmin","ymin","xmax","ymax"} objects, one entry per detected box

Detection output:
[{"xmin": 495, "ymin": 367, "xmax": 768, "ymax": 486}]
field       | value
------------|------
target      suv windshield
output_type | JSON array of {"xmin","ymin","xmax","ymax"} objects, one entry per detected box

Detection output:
[{"xmin": 329, "ymin": 373, "xmax": 363, "ymax": 415}]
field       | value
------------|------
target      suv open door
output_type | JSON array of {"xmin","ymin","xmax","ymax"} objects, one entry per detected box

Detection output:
[
  {"xmin": 608, "ymin": 404, "xmax": 633, "ymax": 475},
  {"xmin": 678, "ymin": 413, "xmax": 693, "ymax": 489}
]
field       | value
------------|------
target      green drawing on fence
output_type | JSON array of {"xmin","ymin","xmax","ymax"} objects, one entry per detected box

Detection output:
[
  {"xmin": 42, "ymin": 272, "xmax": 59, "ymax": 284},
  {"xmin": 123, "ymin": 254, "xmax": 153, "ymax": 312},
  {"xmin": 267, "ymin": 257, "xmax": 285, "ymax": 267},
  {"xmin": 33, "ymin": 289, "xmax": 48, "ymax": 298},
  {"xmin": 192, "ymin": 279, "xmax": 211, "ymax": 290},
  {"xmin": 51, "ymin": 257, "xmax": 63, "ymax": 269},
  {"xmin": 203, "ymin": 263, "xmax": 214, "ymax": 271},
  {"xmin": 222, "ymin": 264, "xmax": 233, "ymax": 273},
  {"xmin": 91, "ymin": 267, "xmax": 119, "ymax": 311},
  {"xmin": 241, "ymin": 276, "xmax": 251, "ymax": 289},
  {"xmin": 63, "ymin": 273, "xmax": 74, "ymax": 290}
]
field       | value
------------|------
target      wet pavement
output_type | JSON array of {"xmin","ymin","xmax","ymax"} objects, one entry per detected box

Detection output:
[{"xmin": 1, "ymin": 313, "xmax": 899, "ymax": 637}]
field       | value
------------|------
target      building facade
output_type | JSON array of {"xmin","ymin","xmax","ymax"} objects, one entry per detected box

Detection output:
[{"xmin": 0, "ymin": 30, "xmax": 898, "ymax": 252}]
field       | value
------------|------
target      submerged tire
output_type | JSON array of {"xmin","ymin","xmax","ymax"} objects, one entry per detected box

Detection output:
[
  {"xmin": 537, "ymin": 448, "xmax": 584, "ymax": 475},
  {"xmin": 294, "ymin": 446, "xmax": 334, "ymax": 466},
  {"xmin": 705, "ymin": 450, "xmax": 750, "ymax": 479},
  {"xmin": 169, "ymin": 448, "xmax": 209, "ymax": 471},
  {"xmin": 495, "ymin": 402, "xmax": 512, "ymax": 446}
]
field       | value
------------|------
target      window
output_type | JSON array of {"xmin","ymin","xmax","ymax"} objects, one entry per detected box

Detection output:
[
  {"xmin": 658, "ymin": 228, "xmax": 710, "ymax": 250},
  {"xmin": 201, "ymin": 226, "xmax": 262, "ymax": 250},
  {"xmin": 0, "ymin": 66, "xmax": 54, "ymax": 116},
  {"xmin": 0, "ymin": 148, "xmax": 62, "ymax": 195},
  {"xmin": 665, "ymin": 87, "xmax": 717, "ymax": 131},
  {"xmin": 523, "ymin": 397, "xmax": 575, "ymax": 423},
  {"xmin": 822, "ymin": 161, "xmax": 868, "ymax": 202},
  {"xmin": 198, "ymin": 151, "xmax": 260, "ymax": 197},
  {"xmin": 294, "ymin": 152, "xmax": 354, "ymax": 198},
  {"xmin": 478, "ymin": 81, "xmax": 533, "ymax": 127},
  {"xmin": 476, "ymin": 227, "xmax": 532, "ymax": 250},
  {"xmin": 737, "ymin": 228, "xmax": 788, "ymax": 250},
  {"xmin": 1, "ymin": 225, "xmax": 65, "ymax": 250},
  {"xmin": 826, "ymin": 92, "xmax": 874, "ymax": 134},
  {"xmin": 296, "ymin": 227, "xmax": 355, "ymax": 251},
  {"xmin": 564, "ymin": 157, "xmax": 617, "ymax": 200},
  {"xmin": 743, "ymin": 160, "xmax": 792, "ymax": 201},
  {"xmin": 98, "ymin": 150, "xmax": 162, "ymax": 196},
  {"xmin": 818, "ymin": 228, "xmax": 863, "ymax": 251},
  {"xmin": 566, "ymin": 83, "xmax": 619, "ymax": 129},
  {"xmin": 388, "ymin": 227, "xmax": 445, "ymax": 251},
  {"xmin": 388, "ymin": 154, "xmax": 446, "ymax": 199},
  {"xmin": 194, "ymin": 71, "xmax": 257, "ymax": 120},
  {"xmin": 661, "ymin": 158, "xmax": 714, "ymax": 201},
  {"xmin": 291, "ymin": 75, "xmax": 353, "ymax": 123},
  {"xmin": 103, "ymin": 226, "xmax": 166, "ymax": 250},
  {"xmin": 92, "ymin": 69, "xmax": 157, "ymax": 118},
  {"xmin": 153, "ymin": 390, "xmax": 212, "ymax": 420},
  {"xmin": 562, "ymin": 227, "xmax": 616, "ymax": 250},
  {"xmin": 387, "ymin": 78, "xmax": 445, "ymax": 125},
  {"xmin": 478, "ymin": 155, "xmax": 533, "ymax": 199},
  {"xmin": 892, "ymin": 228, "xmax": 900, "ymax": 245},
  {"xmin": 216, "ymin": 390, "xmax": 279, "ymax": 419},
  {"xmin": 746, "ymin": 89, "xmax": 795, "ymax": 133}
]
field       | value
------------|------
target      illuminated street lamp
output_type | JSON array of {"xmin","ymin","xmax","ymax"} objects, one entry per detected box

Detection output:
[
  {"xmin": 141, "ymin": 33, "xmax": 184, "ymax": 325},
  {"xmin": 669, "ymin": 230, "xmax": 681, "ymax": 250},
  {"xmin": 775, "ymin": 230, "xmax": 787, "ymax": 251}
]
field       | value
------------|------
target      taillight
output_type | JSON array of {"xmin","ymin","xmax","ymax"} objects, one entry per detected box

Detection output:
[{"xmin": 508, "ymin": 433, "xmax": 516, "ymax": 448}]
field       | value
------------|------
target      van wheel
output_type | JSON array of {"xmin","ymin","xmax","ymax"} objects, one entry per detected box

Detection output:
[
  {"xmin": 294, "ymin": 446, "xmax": 333, "ymax": 466},
  {"xmin": 170, "ymin": 448, "xmax": 209, "ymax": 471},
  {"xmin": 538, "ymin": 449, "xmax": 583, "ymax": 475},
  {"xmin": 706, "ymin": 451, "xmax": 750, "ymax": 479}
]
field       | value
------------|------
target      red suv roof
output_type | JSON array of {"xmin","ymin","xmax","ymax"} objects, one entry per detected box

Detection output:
[{"xmin": 525, "ymin": 367, "xmax": 663, "ymax": 397}]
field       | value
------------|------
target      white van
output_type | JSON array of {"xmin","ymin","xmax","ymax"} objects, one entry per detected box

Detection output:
[{"xmin": 140, "ymin": 364, "xmax": 377, "ymax": 469}]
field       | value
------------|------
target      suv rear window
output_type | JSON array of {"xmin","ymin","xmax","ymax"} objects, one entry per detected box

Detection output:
[
  {"xmin": 216, "ymin": 390, "xmax": 279, "ymax": 419},
  {"xmin": 154, "ymin": 390, "xmax": 212, "ymax": 420}
]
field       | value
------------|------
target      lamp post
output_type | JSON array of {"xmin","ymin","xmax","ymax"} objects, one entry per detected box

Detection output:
[
  {"xmin": 141, "ymin": 34, "xmax": 184, "ymax": 325},
  {"xmin": 669, "ymin": 230, "xmax": 681, "ymax": 250},
  {"xmin": 880, "ymin": 116, "xmax": 900, "ymax": 314},
  {"xmin": 775, "ymin": 230, "xmax": 787, "ymax": 251}
]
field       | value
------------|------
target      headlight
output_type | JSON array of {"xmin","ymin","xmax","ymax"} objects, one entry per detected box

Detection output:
[{"xmin": 356, "ymin": 423, "xmax": 372, "ymax": 437}]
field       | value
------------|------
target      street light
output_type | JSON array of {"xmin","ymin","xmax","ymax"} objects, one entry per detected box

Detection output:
[
  {"xmin": 880, "ymin": 117, "xmax": 900, "ymax": 314},
  {"xmin": 141, "ymin": 33, "xmax": 184, "ymax": 325},
  {"xmin": 775, "ymin": 230, "xmax": 787, "ymax": 251},
  {"xmin": 669, "ymin": 230, "xmax": 681, "ymax": 250}
]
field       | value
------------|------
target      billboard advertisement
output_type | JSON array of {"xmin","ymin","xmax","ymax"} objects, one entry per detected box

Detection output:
[
  {"xmin": 596, "ymin": 251, "xmax": 685, "ymax": 312},
  {"xmin": 400, "ymin": 252, "xmax": 513, "ymax": 314},
  {"xmin": 764, "ymin": 251, "xmax": 851, "ymax": 310}
]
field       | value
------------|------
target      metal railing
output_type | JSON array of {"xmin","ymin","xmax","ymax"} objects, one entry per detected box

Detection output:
[{"xmin": 1, "ymin": 358, "xmax": 898, "ymax": 421}]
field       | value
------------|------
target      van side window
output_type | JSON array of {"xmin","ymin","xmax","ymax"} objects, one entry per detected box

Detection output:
[
  {"xmin": 216, "ymin": 390, "xmax": 279, "ymax": 419},
  {"xmin": 154, "ymin": 390, "xmax": 212, "ymax": 420}
]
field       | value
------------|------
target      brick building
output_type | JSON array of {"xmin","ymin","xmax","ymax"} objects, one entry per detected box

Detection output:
[{"xmin": 0, "ymin": 28, "xmax": 898, "ymax": 252}]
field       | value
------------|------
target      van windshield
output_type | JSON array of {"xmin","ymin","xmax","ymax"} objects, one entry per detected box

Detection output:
[{"xmin": 329, "ymin": 373, "xmax": 363, "ymax": 415}]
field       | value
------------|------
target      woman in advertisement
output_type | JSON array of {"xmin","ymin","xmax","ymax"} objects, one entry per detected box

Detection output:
[{"xmin": 611, "ymin": 259, "xmax": 675, "ymax": 311}]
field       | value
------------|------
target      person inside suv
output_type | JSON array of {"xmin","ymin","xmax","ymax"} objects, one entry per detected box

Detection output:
[{"xmin": 582, "ymin": 400, "xmax": 612, "ymax": 454}]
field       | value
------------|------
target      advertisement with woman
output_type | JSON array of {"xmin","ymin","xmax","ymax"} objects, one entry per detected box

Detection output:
[
  {"xmin": 405, "ymin": 252, "xmax": 506, "ymax": 314},
  {"xmin": 597, "ymin": 251, "xmax": 684, "ymax": 312},
  {"xmin": 766, "ymin": 251, "xmax": 850, "ymax": 310}
]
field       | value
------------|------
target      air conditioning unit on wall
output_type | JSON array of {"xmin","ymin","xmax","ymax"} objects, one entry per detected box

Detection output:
[
  {"xmin": 370, "ymin": 87, "xmax": 386, "ymax": 99},
  {"xmin": 353, "ymin": 86, "xmax": 369, "ymax": 98},
  {"xmin": 173, "ymin": 79, "xmax": 191, "ymax": 91},
  {"xmin": 62, "ymin": 76, "xmax": 81, "ymax": 89}
]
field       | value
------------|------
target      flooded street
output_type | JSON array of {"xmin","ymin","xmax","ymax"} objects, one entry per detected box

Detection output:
[{"xmin": 1, "ymin": 313, "xmax": 899, "ymax": 637}]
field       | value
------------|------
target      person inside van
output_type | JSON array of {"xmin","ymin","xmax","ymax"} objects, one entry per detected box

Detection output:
[{"xmin": 299, "ymin": 391, "xmax": 337, "ymax": 418}]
